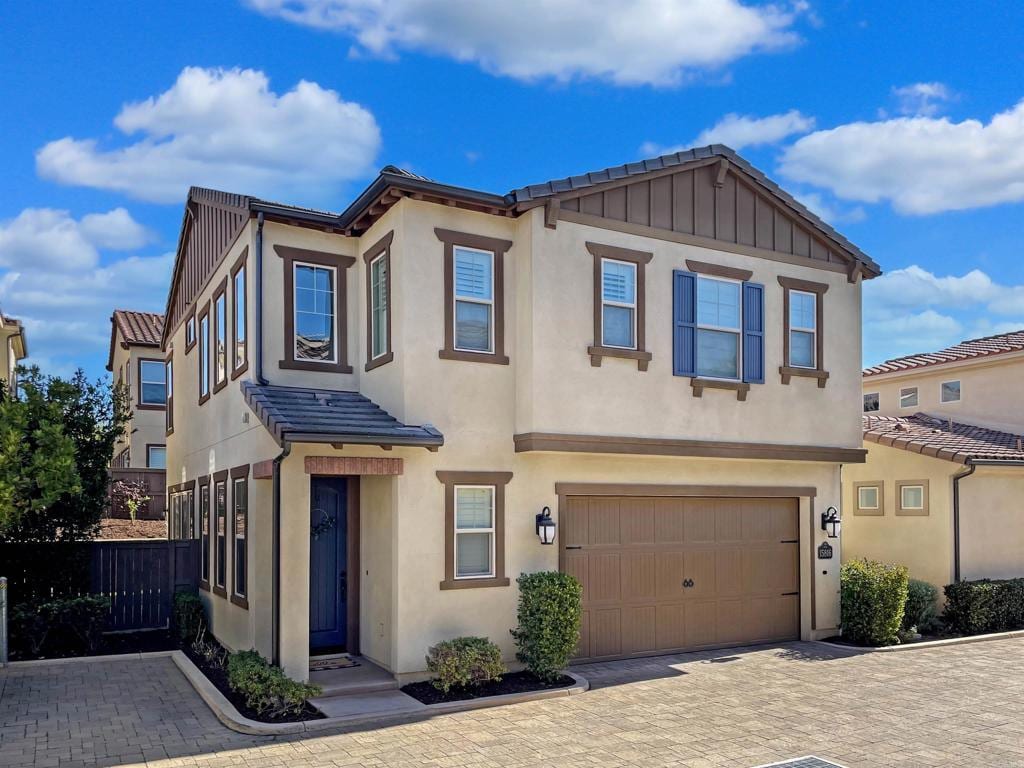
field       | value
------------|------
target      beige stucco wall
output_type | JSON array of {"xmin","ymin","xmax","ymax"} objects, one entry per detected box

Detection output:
[
  {"xmin": 863, "ymin": 354, "xmax": 1024, "ymax": 433},
  {"xmin": 959, "ymin": 466, "xmax": 1024, "ymax": 581},
  {"xmin": 110, "ymin": 340, "xmax": 169, "ymax": 468}
]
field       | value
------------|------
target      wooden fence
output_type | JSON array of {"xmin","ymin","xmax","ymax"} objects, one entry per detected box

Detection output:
[
  {"xmin": 1, "ymin": 539, "xmax": 199, "ymax": 632},
  {"xmin": 108, "ymin": 468, "xmax": 166, "ymax": 520}
]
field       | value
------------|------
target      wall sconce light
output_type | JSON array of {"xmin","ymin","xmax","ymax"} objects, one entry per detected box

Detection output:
[
  {"xmin": 535, "ymin": 506, "xmax": 556, "ymax": 545},
  {"xmin": 821, "ymin": 506, "xmax": 841, "ymax": 539}
]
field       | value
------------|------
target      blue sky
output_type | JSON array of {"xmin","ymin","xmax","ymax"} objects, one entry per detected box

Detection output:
[{"xmin": 2, "ymin": 0, "xmax": 1022, "ymax": 379}]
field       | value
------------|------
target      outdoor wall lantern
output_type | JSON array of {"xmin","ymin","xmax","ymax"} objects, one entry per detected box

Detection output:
[
  {"xmin": 821, "ymin": 506, "xmax": 841, "ymax": 539},
  {"xmin": 535, "ymin": 506, "xmax": 556, "ymax": 545}
]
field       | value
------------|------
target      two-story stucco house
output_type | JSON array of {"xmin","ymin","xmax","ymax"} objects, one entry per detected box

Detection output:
[
  {"xmin": 161, "ymin": 145, "xmax": 879, "ymax": 684},
  {"xmin": 844, "ymin": 331, "xmax": 1024, "ymax": 594},
  {"xmin": 0, "ymin": 313, "xmax": 28, "ymax": 395},
  {"xmin": 107, "ymin": 310, "xmax": 168, "ymax": 470}
]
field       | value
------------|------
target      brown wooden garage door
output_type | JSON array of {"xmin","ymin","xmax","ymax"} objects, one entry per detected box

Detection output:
[{"xmin": 561, "ymin": 495, "xmax": 800, "ymax": 661}]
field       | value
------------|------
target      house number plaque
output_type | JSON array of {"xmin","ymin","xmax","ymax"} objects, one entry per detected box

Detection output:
[{"xmin": 817, "ymin": 542, "xmax": 833, "ymax": 560}]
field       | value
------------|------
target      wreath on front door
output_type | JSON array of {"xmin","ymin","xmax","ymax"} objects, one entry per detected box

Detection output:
[{"xmin": 311, "ymin": 508, "xmax": 337, "ymax": 540}]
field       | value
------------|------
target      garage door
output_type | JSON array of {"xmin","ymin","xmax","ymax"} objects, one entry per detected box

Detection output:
[{"xmin": 561, "ymin": 495, "xmax": 800, "ymax": 661}]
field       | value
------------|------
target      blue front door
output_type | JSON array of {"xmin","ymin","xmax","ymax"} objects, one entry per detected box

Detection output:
[{"xmin": 309, "ymin": 477, "xmax": 348, "ymax": 652}]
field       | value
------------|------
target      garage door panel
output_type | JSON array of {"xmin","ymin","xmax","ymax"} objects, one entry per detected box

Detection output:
[
  {"xmin": 684, "ymin": 501, "xmax": 716, "ymax": 543},
  {"xmin": 564, "ymin": 497, "xmax": 589, "ymax": 547},
  {"xmin": 587, "ymin": 498, "xmax": 620, "ymax": 545},
  {"xmin": 685, "ymin": 550, "xmax": 717, "ymax": 599},
  {"xmin": 623, "ymin": 606, "xmax": 657, "ymax": 654},
  {"xmin": 777, "ymin": 543, "xmax": 800, "ymax": 593},
  {"xmin": 653, "ymin": 498, "xmax": 686, "ymax": 543},
  {"xmin": 656, "ymin": 551, "xmax": 685, "ymax": 598},
  {"xmin": 773, "ymin": 503, "xmax": 800, "ymax": 540},
  {"xmin": 742, "ymin": 506, "xmax": 775, "ymax": 543},
  {"xmin": 714, "ymin": 501, "xmax": 744, "ymax": 542},
  {"xmin": 776, "ymin": 595, "xmax": 800, "ymax": 639},
  {"xmin": 685, "ymin": 600, "xmax": 717, "ymax": 647},
  {"xmin": 715, "ymin": 599, "xmax": 746, "ymax": 644},
  {"xmin": 589, "ymin": 553, "xmax": 621, "ymax": 603},
  {"xmin": 592, "ymin": 609, "xmax": 622, "ymax": 658},
  {"xmin": 715, "ymin": 548, "xmax": 744, "ymax": 597},
  {"xmin": 655, "ymin": 603, "xmax": 686, "ymax": 649},
  {"xmin": 748, "ymin": 597, "xmax": 778, "ymax": 641},
  {"xmin": 743, "ymin": 547, "xmax": 778, "ymax": 594},
  {"xmin": 621, "ymin": 498, "xmax": 655, "ymax": 544},
  {"xmin": 564, "ymin": 552, "xmax": 589, "ymax": 597},
  {"xmin": 575, "ymin": 610, "xmax": 591, "ymax": 659},
  {"xmin": 622, "ymin": 552, "xmax": 657, "ymax": 601}
]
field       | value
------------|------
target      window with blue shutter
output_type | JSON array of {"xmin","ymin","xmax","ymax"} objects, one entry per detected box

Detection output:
[
  {"xmin": 672, "ymin": 270, "xmax": 697, "ymax": 376},
  {"xmin": 742, "ymin": 282, "xmax": 765, "ymax": 384}
]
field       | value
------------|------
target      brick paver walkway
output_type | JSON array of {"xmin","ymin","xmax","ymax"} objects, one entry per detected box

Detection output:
[{"xmin": 3, "ymin": 640, "xmax": 1024, "ymax": 767}]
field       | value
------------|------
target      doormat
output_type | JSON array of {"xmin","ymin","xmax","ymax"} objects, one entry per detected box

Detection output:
[
  {"xmin": 309, "ymin": 654, "xmax": 360, "ymax": 672},
  {"xmin": 752, "ymin": 758, "xmax": 846, "ymax": 768}
]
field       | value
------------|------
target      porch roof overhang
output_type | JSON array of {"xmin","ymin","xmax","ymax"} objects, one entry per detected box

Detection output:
[{"xmin": 241, "ymin": 381, "xmax": 444, "ymax": 450}]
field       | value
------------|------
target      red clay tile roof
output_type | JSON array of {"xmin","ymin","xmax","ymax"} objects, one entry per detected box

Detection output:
[
  {"xmin": 863, "ymin": 414, "xmax": 1024, "ymax": 464},
  {"xmin": 112, "ymin": 310, "xmax": 164, "ymax": 347},
  {"xmin": 864, "ymin": 330, "xmax": 1024, "ymax": 377}
]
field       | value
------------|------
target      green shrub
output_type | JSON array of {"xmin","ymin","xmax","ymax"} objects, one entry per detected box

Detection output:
[
  {"xmin": 226, "ymin": 650, "xmax": 321, "ymax": 717},
  {"xmin": 173, "ymin": 591, "xmax": 207, "ymax": 646},
  {"xmin": 54, "ymin": 596, "xmax": 109, "ymax": 653},
  {"xmin": 902, "ymin": 579, "xmax": 939, "ymax": 632},
  {"xmin": 9, "ymin": 595, "xmax": 109, "ymax": 658},
  {"xmin": 511, "ymin": 571, "xmax": 582, "ymax": 681},
  {"xmin": 426, "ymin": 636, "xmax": 506, "ymax": 693},
  {"xmin": 10, "ymin": 604, "xmax": 51, "ymax": 657},
  {"xmin": 840, "ymin": 559, "xmax": 909, "ymax": 646},
  {"xmin": 944, "ymin": 578, "xmax": 1024, "ymax": 635}
]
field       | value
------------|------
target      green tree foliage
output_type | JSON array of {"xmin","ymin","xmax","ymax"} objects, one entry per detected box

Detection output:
[
  {"xmin": 840, "ymin": 559, "xmax": 909, "ymax": 646},
  {"xmin": 511, "ymin": 571, "xmax": 583, "ymax": 680},
  {"xmin": 0, "ymin": 366, "xmax": 129, "ymax": 541}
]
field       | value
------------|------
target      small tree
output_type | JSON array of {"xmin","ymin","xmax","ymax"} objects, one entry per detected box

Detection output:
[
  {"xmin": 511, "ymin": 571, "xmax": 582, "ymax": 681},
  {"xmin": 0, "ymin": 366, "xmax": 129, "ymax": 542},
  {"xmin": 110, "ymin": 479, "xmax": 151, "ymax": 522}
]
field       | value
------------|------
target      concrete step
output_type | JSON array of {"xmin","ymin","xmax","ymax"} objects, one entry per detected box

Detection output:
[{"xmin": 309, "ymin": 657, "xmax": 400, "ymax": 698}]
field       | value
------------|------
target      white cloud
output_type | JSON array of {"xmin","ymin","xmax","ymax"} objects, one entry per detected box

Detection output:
[
  {"xmin": 891, "ymin": 82, "xmax": 955, "ymax": 117},
  {"xmin": 791, "ymin": 191, "xmax": 865, "ymax": 225},
  {"xmin": 0, "ymin": 207, "xmax": 150, "ymax": 271},
  {"xmin": 36, "ymin": 67, "xmax": 381, "ymax": 204},
  {"xmin": 246, "ymin": 0, "xmax": 805, "ymax": 86},
  {"xmin": 692, "ymin": 109, "xmax": 815, "ymax": 149},
  {"xmin": 779, "ymin": 99, "xmax": 1024, "ymax": 214}
]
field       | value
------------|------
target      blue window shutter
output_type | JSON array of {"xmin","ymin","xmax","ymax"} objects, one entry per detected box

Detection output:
[
  {"xmin": 673, "ymin": 270, "xmax": 697, "ymax": 377},
  {"xmin": 742, "ymin": 281, "xmax": 765, "ymax": 384}
]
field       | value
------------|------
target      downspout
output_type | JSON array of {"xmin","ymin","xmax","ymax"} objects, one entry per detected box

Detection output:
[
  {"xmin": 270, "ymin": 441, "xmax": 290, "ymax": 666},
  {"xmin": 254, "ymin": 212, "xmax": 268, "ymax": 386},
  {"xmin": 952, "ymin": 461, "xmax": 977, "ymax": 583}
]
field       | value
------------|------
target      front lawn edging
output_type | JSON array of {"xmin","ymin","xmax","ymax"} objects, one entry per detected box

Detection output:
[{"xmin": 813, "ymin": 629, "xmax": 1024, "ymax": 654}]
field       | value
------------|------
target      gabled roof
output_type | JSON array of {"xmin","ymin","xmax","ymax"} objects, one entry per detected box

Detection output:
[
  {"xmin": 107, "ymin": 310, "xmax": 164, "ymax": 371},
  {"xmin": 863, "ymin": 413, "xmax": 1024, "ymax": 464},
  {"xmin": 864, "ymin": 330, "xmax": 1024, "ymax": 377},
  {"xmin": 241, "ymin": 381, "xmax": 444, "ymax": 449},
  {"xmin": 0, "ymin": 315, "xmax": 28, "ymax": 359}
]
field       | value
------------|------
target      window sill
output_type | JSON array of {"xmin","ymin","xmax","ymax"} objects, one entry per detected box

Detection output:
[
  {"xmin": 365, "ymin": 351, "xmax": 394, "ymax": 372},
  {"xmin": 230, "ymin": 361, "xmax": 249, "ymax": 381},
  {"xmin": 279, "ymin": 359, "xmax": 354, "ymax": 374},
  {"xmin": 230, "ymin": 594, "xmax": 249, "ymax": 610},
  {"xmin": 588, "ymin": 345, "xmax": 652, "ymax": 371},
  {"xmin": 690, "ymin": 377, "xmax": 750, "ymax": 401},
  {"xmin": 779, "ymin": 366, "xmax": 830, "ymax": 388},
  {"xmin": 439, "ymin": 576, "xmax": 511, "ymax": 590},
  {"xmin": 896, "ymin": 508, "xmax": 929, "ymax": 517},
  {"xmin": 136, "ymin": 403, "xmax": 167, "ymax": 411},
  {"xmin": 199, "ymin": 581, "xmax": 210, "ymax": 593},
  {"xmin": 853, "ymin": 508, "xmax": 884, "ymax": 516},
  {"xmin": 438, "ymin": 349, "xmax": 510, "ymax": 365},
  {"xmin": 212, "ymin": 585, "xmax": 227, "ymax": 599},
  {"xmin": 212, "ymin": 377, "xmax": 228, "ymax": 395},
  {"xmin": 198, "ymin": 392, "xmax": 210, "ymax": 407}
]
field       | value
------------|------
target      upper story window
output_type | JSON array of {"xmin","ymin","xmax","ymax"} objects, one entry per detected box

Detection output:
[
  {"xmin": 941, "ymin": 380, "xmax": 961, "ymax": 403},
  {"xmin": 454, "ymin": 246, "xmax": 494, "ymax": 353},
  {"xmin": 363, "ymin": 231, "xmax": 394, "ymax": 371},
  {"xmin": 213, "ymin": 285, "xmax": 227, "ymax": 391},
  {"xmin": 165, "ymin": 356, "xmax": 174, "ymax": 434},
  {"xmin": 147, "ymin": 445, "xmax": 166, "ymax": 469},
  {"xmin": 788, "ymin": 290, "xmax": 817, "ymax": 369},
  {"xmin": 198, "ymin": 305, "xmax": 210, "ymax": 404},
  {"xmin": 295, "ymin": 263, "xmax": 336, "ymax": 362},
  {"xmin": 900, "ymin": 386, "xmax": 918, "ymax": 408},
  {"xmin": 138, "ymin": 359, "xmax": 166, "ymax": 406},
  {"xmin": 185, "ymin": 314, "xmax": 196, "ymax": 352},
  {"xmin": 231, "ymin": 255, "xmax": 247, "ymax": 376},
  {"xmin": 600, "ymin": 259, "xmax": 637, "ymax": 349},
  {"xmin": 863, "ymin": 392, "xmax": 879, "ymax": 412},
  {"xmin": 696, "ymin": 276, "xmax": 742, "ymax": 379}
]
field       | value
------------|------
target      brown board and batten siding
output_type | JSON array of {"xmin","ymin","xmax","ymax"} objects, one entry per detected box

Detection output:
[{"xmin": 559, "ymin": 162, "xmax": 847, "ymax": 269}]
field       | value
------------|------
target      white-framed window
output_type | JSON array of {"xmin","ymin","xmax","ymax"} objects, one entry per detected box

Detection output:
[
  {"xmin": 185, "ymin": 316, "xmax": 196, "ymax": 348},
  {"xmin": 600, "ymin": 258, "xmax": 637, "ymax": 349},
  {"xmin": 900, "ymin": 386, "xmax": 918, "ymax": 408},
  {"xmin": 788, "ymin": 290, "xmax": 817, "ymax": 368},
  {"xmin": 233, "ymin": 265, "xmax": 246, "ymax": 370},
  {"xmin": 214, "ymin": 292, "xmax": 227, "ymax": 385},
  {"xmin": 901, "ymin": 484, "xmax": 925, "ymax": 510},
  {"xmin": 139, "ymin": 359, "xmax": 166, "ymax": 405},
  {"xmin": 863, "ymin": 392, "xmax": 880, "ymax": 412},
  {"xmin": 233, "ymin": 477, "xmax": 247, "ymax": 599},
  {"xmin": 147, "ymin": 445, "xmax": 166, "ymax": 469},
  {"xmin": 294, "ymin": 262, "xmax": 337, "ymax": 363},
  {"xmin": 941, "ymin": 380, "xmax": 961, "ymax": 403},
  {"xmin": 696, "ymin": 275, "xmax": 742, "ymax": 379},
  {"xmin": 453, "ymin": 246, "xmax": 494, "ymax": 353},
  {"xmin": 454, "ymin": 485, "xmax": 495, "ymax": 579},
  {"xmin": 857, "ymin": 485, "xmax": 880, "ymax": 510},
  {"xmin": 370, "ymin": 252, "xmax": 388, "ymax": 359},
  {"xmin": 165, "ymin": 357, "xmax": 173, "ymax": 432},
  {"xmin": 199, "ymin": 313, "xmax": 210, "ymax": 398}
]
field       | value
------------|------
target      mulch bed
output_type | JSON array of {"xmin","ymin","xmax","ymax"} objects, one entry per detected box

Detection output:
[
  {"xmin": 823, "ymin": 631, "xmax": 962, "ymax": 649},
  {"xmin": 11, "ymin": 629, "xmax": 176, "ymax": 661},
  {"xmin": 96, "ymin": 518, "xmax": 167, "ymax": 539},
  {"xmin": 183, "ymin": 643, "xmax": 324, "ymax": 723},
  {"xmin": 401, "ymin": 670, "xmax": 575, "ymax": 705}
]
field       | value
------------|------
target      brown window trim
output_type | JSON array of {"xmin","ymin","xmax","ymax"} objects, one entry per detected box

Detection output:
[
  {"xmin": 853, "ymin": 480, "xmax": 884, "ymax": 516},
  {"xmin": 184, "ymin": 311, "xmax": 197, "ymax": 354},
  {"xmin": 197, "ymin": 301, "xmax": 211, "ymax": 406},
  {"xmin": 275, "ymin": 245, "xmax": 355, "ymax": 373},
  {"xmin": 685, "ymin": 259, "xmax": 753, "ymax": 282},
  {"xmin": 198, "ymin": 475, "xmax": 211, "ymax": 592},
  {"xmin": 230, "ymin": 248, "xmax": 249, "ymax": 381},
  {"xmin": 690, "ymin": 377, "xmax": 750, "ymax": 401},
  {"xmin": 135, "ymin": 357, "xmax": 167, "ymax": 411},
  {"xmin": 212, "ymin": 469, "xmax": 229, "ymax": 598},
  {"xmin": 165, "ymin": 352, "xmax": 174, "ymax": 436},
  {"xmin": 778, "ymin": 276, "xmax": 829, "ymax": 388},
  {"xmin": 230, "ymin": 464, "xmax": 250, "ymax": 609},
  {"xmin": 145, "ymin": 443, "xmax": 166, "ymax": 469},
  {"xmin": 436, "ymin": 470, "xmax": 512, "ymax": 590},
  {"xmin": 434, "ymin": 228, "xmax": 512, "ymax": 365},
  {"xmin": 212, "ymin": 277, "xmax": 229, "ymax": 394},
  {"xmin": 587, "ymin": 241, "xmax": 653, "ymax": 371},
  {"xmin": 896, "ymin": 479, "xmax": 930, "ymax": 516},
  {"xmin": 363, "ymin": 231, "xmax": 394, "ymax": 371}
]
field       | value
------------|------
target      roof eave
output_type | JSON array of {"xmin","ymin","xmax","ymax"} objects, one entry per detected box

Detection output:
[{"xmin": 281, "ymin": 431, "xmax": 444, "ymax": 450}]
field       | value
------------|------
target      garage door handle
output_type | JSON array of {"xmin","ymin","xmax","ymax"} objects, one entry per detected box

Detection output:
[
  {"xmin": 565, "ymin": 545, "xmax": 583, "ymax": 550},
  {"xmin": 682, "ymin": 578, "xmax": 694, "ymax": 588}
]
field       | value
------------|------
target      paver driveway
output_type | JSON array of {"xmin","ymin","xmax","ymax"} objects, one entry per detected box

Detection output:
[{"xmin": 3, "ymin": 640, "xmax": 1024, "ymax": 768}]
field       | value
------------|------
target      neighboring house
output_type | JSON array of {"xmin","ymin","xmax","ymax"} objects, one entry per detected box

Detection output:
[
  {"xmin": 161, "ymin": 145, "xmax": 880, "ymax": 683},
  {"xmin": 0, "ymin": 313, "xmax": 28, "ymax": 394},
  {"xmin": 107, "ymin": 310, "xmax": 168, "ymax": 471},
  {"xmin": 844, "ymin": 332, "xmax": 1024, "ymax": 594}
]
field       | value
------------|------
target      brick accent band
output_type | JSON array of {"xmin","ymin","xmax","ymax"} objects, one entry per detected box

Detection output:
[
  {"xmin": 304, "ymin": 456, "xmax": 404, "ymax": 476},
  {"xmin": 252, "ymin": 460, "xmax": 274, "ymax": 480}
]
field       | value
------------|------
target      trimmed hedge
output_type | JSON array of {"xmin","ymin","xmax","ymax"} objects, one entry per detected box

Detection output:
[
  {"xmin": 425, "ymin": 636, "xmax": 506, "ymax": 693},
  {"xmin": 944, "ymin": 578, "xmax": 1024, "ymax": 635},
  {"xmin": 173, "ymin": 590, "xmax": 206, "ymax": 646},
  {"xmin": 10, "ymin": 595, "xmax": 109, "ymax": 658},
  {"xmin": 511, "ymin": 571, "xmax": 582, "ymax": 681},
  {"xmin": 840, "ymin": 559, "xmax": 909, "ymax": 646},
  {"xmin": 226, "ymin": 650, "xmax": 321, "ymax": 718},
  {"xmin": 902, "ymin": 578, "xmax": 939, "ymax": 632}
]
